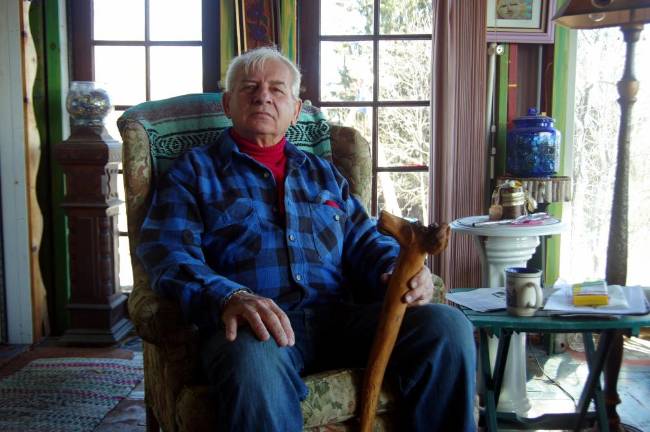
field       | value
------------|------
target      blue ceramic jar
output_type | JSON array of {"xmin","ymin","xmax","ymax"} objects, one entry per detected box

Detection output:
[{"xmin": 506, "ymin": 108, "xmax": 561, "ymax": 178}]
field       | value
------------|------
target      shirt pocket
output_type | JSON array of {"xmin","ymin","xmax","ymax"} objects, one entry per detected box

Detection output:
[
  {"xmin": 309, "ymin": 197, "xmax": 347, "ymax": 264},
  {"xmin": 203, "ymin": 197, "xmax": 262, "ymax": 262}
]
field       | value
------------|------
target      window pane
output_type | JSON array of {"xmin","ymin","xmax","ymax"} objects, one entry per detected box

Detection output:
[
  {"xmin": 560, "ymin": 28, "xmax": 650, "ymax": 286},
  {"xmin": 104, "ymin": 110, "xmax": 124, "ymax": 142},
  {"xmin": 379, "ymin": 0, "xmax": 432, "ymax": 35},
  {"xmin": 560, "ymin": 28, "xmax": 621, "ymax": 283},
  {"xmin": 379, "ymin": 40, "xmax": 431, "ymax": 101},
  {"xmin": 322, "ymin": 106, "xmax": 373, "ymax": 144},
  {"xmin": 117, "ymin": 169, "xmax": 132, "ymax": 290},
  {"xmin": 94, "ymin": 0, "xmax": 145, "ymax": 41},
  {"xmin": 117, "ymin": 173, "xmax": 127, "ymax": 233},
  {"xmin": 378, "ymin": 106, "xmax": 429, "ymax": 167},
  {"xmin": 149, "ymin": 0, "xmax": 202, "ymax": 41},
  {"xmin": 95, "ymin": 46, "xmax": 146, "ymax": 105},
  {"xmin": 378, "ymin": 171, "xmax": 429, "ymax": 222},
  {"xmin": 321, "ymin": 0, "xmax": 373, "ymax": 36},
  {"xmin": 119, "ymin": 236, "xmax": 133, "ymax": 290},
  {"xmin": 150, "ymin": 46, "xmax": 203, "ymax": 100},
  {"xmin": 321, "ymin": 41, "xmax": 373, "ymax": 102}
]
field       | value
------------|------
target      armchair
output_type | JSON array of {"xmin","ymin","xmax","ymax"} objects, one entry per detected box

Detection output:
[{"xmin": 117, "ymin": 93, "xmax": 446, "ymax": 431}]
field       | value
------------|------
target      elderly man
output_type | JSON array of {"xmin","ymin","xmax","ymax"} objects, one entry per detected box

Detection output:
[{"xmin": 137, "ymin": 47, "xmax": 476, "ymax": 431}]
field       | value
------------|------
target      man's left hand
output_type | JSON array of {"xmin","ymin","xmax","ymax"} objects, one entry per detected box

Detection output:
[{"xmin": 381, "ymin": 265, "xmax": 434, "ymax": 307}]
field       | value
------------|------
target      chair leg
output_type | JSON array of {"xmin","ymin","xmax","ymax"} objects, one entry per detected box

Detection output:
[{"xmin": 146, "ymin": 405, "xmax": 161, "ymax": 432}]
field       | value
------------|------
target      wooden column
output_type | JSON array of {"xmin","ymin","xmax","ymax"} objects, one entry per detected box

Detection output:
[{"xmin": 54, "ymin": 125, "xmax": 132, "ymax": 344}]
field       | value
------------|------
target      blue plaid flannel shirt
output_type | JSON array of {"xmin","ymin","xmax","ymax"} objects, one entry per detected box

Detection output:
[{"xmin": 137, "ymin": 129, "xmax": 399, "ymax": 330}]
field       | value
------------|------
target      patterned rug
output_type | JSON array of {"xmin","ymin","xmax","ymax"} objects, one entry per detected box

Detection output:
[{"xmin": 0, "ymin": 354, "xmax": 143, "ymax": 432}]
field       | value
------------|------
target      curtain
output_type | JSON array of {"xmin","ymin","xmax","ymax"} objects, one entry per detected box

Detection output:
[{"xmin": 430, "ymin": 0, "xmax": 487, "ymax": 289}]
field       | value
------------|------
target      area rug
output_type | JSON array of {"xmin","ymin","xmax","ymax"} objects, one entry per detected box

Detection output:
[{"xmin": 0, "ymin": 354, "xmax": 143, "ymax": 432}]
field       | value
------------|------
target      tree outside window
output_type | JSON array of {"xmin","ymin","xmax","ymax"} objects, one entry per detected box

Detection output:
[
  {"xmin": 559, "ymin": 27, "xmax": 650, "ymax": 286},
  {"xmin": 301, "ymin": 0, "xmax": 433, "ymax": 221}
]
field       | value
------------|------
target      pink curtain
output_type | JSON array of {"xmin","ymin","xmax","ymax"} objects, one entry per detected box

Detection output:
[{"xmin": 430, "ymin": 0, "xmax": 487, "ymax": 289}]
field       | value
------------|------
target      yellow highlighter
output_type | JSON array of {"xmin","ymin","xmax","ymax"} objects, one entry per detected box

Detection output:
[{"xmin": 572, "ymin": 280, "xmax": 609, "ymax": 306}]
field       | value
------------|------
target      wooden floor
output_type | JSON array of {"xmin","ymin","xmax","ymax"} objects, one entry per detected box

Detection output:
[{"xmin": 1, "ymin": 333, "xmax": 649, "ymax": 431}]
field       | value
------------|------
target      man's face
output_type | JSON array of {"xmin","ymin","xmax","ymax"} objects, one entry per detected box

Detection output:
[{"xmin": 223, "ymin": 59, "xmax": 302, "ymax": 147}]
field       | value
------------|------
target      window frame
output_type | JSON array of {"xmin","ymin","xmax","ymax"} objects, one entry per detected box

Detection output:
[
  {"xmin": 298, "ymin": 0, "xmax": 432, "ymax": 216},
  {"xmin": 69, "ymin": 0, "xmax": 221, "ymax": 101},
  {"xmin": 68, "ymin": 0, "xmax": 222, "ymax": 291}
]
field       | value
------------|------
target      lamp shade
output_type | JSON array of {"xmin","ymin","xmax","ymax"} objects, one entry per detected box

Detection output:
[{"xmin": 553, "ymin": 0, "xmax": 650, "ymax": 29}]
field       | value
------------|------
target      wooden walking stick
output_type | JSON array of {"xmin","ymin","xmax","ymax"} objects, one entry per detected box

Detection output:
[{"xmin": 359, "ymin": 210, "xmax": 450, "ymax": 432}]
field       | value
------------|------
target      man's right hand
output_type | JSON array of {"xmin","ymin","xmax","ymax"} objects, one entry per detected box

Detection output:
[{"xmin": 221, "ymin": 291, "xmax": 295, "ymax": 347}]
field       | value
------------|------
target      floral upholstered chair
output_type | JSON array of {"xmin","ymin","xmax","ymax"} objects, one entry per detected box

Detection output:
[{"xmin": 117, "ymin": 93, "xmax": 446, "ymax": 432}]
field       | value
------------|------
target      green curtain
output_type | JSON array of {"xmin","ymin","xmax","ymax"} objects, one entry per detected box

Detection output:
[{"xmin": 220, "ymin": 0, "xmax": 297, "ymax": 79}]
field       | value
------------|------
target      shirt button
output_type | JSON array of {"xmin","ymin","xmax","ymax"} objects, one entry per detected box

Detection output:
[
  {"xmin": 263, "ymin": 172, "xmax": 270, "ymax": 178},
  {"xmin": 288, "ymin": 234, "xmax": 296, "ymax": 241},
  {"xmin": 295, "ymin": 274, "xmax": 302, "ymax": 281},
  {"xmin": 334, "ymin": 215, "xmax": 340, "ymax": 221}
]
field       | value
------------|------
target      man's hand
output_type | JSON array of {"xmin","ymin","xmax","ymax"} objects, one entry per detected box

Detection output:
[
  {"xmin": 221, "ymin": 291, "xmax": 295, "ymax": 347},
  {"xmin": 381, "ymin": 265, "xmax": 434, "ymax": 307}
]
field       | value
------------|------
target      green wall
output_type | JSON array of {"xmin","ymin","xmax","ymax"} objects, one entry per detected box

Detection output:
[{"xmin": 30, "ymin": 0, "xmax": 70, "ymax": 334}]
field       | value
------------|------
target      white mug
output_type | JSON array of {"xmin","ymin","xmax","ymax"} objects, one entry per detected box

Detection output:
[{"xmin": 505, "ymin": 267, "xmax": 543, "ymax": 317}]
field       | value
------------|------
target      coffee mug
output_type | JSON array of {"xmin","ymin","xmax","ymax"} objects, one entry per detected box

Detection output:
[{"xmin": 505, "ymin": 267, "xmax": 543, "ymax": 316}]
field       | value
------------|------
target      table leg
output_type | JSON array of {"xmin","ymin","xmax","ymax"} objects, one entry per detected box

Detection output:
[
  {"xmin": 575, "ymin": 331, "xmax": 614, "ymax": 432},
  {"xmin": 581, "ymin": 332, "xmax": 609, "ymax": 432},
  {"xmin": 487, "ymin": 332, "xmax": 531, "ymax": 413},
  {"xmin": 480, "ymin": 329, "xmax": 499, "ymax": 432},
  {"xmin": 492, "ymin": 331, "xmax": 512, "ymax": 408},
  {"xmin": 604, "ymin": 330, "xmax": 624, "ymax": 431}
]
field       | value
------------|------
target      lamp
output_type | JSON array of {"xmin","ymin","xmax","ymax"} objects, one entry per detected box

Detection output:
[{"xmin": 554, "ymin": 1, "xmax": 650, "ymax": 430}]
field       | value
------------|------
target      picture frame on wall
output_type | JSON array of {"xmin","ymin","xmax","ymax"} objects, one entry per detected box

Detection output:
[
  {"xmin": 235, "ymin": 0, "xmax": 281, "ymax": 54},
  {"xmin": 487, "ymin": 0, "xmax": 555, "ymax": 44}
]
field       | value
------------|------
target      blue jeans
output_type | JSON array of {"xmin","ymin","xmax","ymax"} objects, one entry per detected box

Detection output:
[{"xmin": 201, "ymin": 303, "xmax": 476, "ymax": 431}]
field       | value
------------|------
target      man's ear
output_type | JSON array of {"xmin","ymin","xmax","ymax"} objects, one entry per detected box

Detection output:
[
  {"xmin": 223, "ymin": 92, "xmax": 232, "ymax": 118},
  {"xmin": 292, "ymin": 98, "xmax": 302, "ymax": 125}
]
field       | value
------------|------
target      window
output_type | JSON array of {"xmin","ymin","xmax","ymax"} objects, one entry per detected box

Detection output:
[
  {"xmin": 69, "ymin": 0, "xmax": 220, "ymax": 290},
  {"xmin": 559, "ymin": 27, "xmax": 650, "ymax": 286},
  {"xmin": 299, "ymin": 0, "xmax": 432, "ymax": 220}
]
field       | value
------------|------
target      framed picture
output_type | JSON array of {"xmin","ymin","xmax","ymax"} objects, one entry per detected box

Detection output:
[
  {"xmin": 235, "ymin": 0, "xmax": 281, "ymax": 54},
  {"xmin": 487, "ymin": 0, "xmax": 555, "ymax": 44}
]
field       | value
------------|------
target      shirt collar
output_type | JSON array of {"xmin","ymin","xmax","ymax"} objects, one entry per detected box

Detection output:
[{"xmin": 214, "ymin": 128, "xmax": 306, "ymax": 173}]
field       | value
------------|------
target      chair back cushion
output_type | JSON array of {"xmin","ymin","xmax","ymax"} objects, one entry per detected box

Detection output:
[{"xmin": 118, "ymin": 92, "xmax": 332, "ymax": 180}]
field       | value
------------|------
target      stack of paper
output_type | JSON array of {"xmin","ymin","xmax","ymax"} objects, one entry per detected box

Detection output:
[
  {"xmin": 544, "ymin": 285, "xmax": 649, "ymax": 315},
  {"xmin": 445, "ymin": 288, "xmax": 506, "ymax": 312}
]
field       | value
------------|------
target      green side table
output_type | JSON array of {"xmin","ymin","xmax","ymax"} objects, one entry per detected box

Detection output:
[{"xmin": 455, "ymin": 293, "xmax": 650, "ymax": 432}]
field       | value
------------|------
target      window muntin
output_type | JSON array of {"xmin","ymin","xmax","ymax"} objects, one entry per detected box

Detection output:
[
  {"xmin": 75, "ymin": 0, "xmax": 220, "ymax": 291},
  {"xmin": 305, "ymin": 0, "xmax": 432, "ymax": 218}
]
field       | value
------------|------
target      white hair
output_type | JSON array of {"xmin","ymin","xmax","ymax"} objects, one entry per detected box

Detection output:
[{"xmin": 224, "ymin": 46, "xmax": 302, "ymax": 98}]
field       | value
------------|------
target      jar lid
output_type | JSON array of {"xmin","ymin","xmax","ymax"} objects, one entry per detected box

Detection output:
[{"xmin": 513, "ymin": 107, "xmax": 555, "ymax": 127}]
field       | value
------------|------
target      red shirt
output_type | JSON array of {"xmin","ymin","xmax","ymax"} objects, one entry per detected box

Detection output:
[{"xmin": 230, "ymin": 129, "xmax": 287, "ymax": 215}]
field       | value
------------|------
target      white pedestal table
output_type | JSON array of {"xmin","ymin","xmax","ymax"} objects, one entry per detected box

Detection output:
[{"xmin": 450, "ymin": 215, "xmax": 566, "ymax": 414}]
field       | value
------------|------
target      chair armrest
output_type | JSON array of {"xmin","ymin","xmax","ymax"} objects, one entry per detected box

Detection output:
[
  {"xmin": 128, "ymin": 273, "xmax": 197, "ymax": 347},
  {"xmin": 431, "ymin": 274, "xmax": 446, "ymax": 304}
]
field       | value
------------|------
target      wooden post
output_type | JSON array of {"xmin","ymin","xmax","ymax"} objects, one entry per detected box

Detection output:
[
  {"xmin": 54, "ymin": 125, "xmax": 132, "ymax": 344},
  {"xmin": 21, "ymin": 0, "xmax": 49, "ymax": 341}
]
